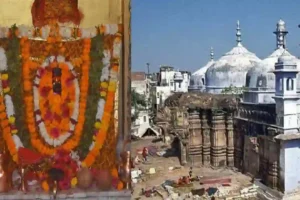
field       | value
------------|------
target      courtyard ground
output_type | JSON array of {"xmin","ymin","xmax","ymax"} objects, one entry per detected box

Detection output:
[{"xmin": 131, "ymin": 137, "xmax": 257, "ymax": 200}]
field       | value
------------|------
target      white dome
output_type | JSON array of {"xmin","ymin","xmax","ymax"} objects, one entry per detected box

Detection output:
[
  {"xmin": 246, "ymin": 18, "xmax": 300, "ymax": 91},
  {"xmin": 245, "ymin": 48, "xmax": 294, "ymax": 89},
  {"xmin": 193, "ymin": 60, "xmax": 214, "ymax": 76},
  {"xmin": 205, "ymin": 45, "xmax": 261, "ymax": 93},
  {"xmin": 190, "ymin": 60, "xmax": 214, "ymax": 90}
]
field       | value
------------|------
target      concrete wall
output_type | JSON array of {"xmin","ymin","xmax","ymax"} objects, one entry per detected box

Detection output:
[{"xmin": 0, "ymin": 0, "xmax": 122, "ymax": 27}]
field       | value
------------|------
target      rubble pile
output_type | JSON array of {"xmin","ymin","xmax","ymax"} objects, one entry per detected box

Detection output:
[{"xmin": 131, "ymin": 139, "xmax": 258, "ymax": 200}]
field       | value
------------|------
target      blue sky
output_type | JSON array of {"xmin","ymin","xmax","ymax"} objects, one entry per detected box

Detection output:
[{"xmin": 132, "ymin": 0, "xmax": 300, "ymax": 73}]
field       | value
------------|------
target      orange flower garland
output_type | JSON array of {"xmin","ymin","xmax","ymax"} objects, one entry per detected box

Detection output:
[
  {"xmin": 82, "ymin": 35, "xmax": 121, "ymax": 167},
  {"xmin": 0, "ymin": 96, "xmax": 18, "ymax": 162},
  {"xmin": 38, "ymin": 62, "xmax": 76, "ymax": 140},
  {"xmin": 21, "ymin": 36, "xmax": 92, "ymax": 155}
]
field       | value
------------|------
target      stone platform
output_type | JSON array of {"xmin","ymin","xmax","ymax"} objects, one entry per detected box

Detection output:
[
  {"xmin": 255, "ymin": 180, "xmax": 300, "ymax": 200},
  {"xmin": 0, "ymin": 189, "xmax": 131, "ymax": 200}
]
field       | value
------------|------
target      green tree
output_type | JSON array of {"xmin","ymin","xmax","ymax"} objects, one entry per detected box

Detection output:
[
  {"xmin": 221, "ymin": 85, "xmax": 248, "ymax": 95},
  {"xmin": 131, "ymin": 89, "xmax": 147, "ymax": 122}
]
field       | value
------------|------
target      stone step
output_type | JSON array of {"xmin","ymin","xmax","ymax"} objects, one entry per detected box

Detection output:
[{"xmin": 0, "ymin": 190, "xmax": 131, "ymax": 200}]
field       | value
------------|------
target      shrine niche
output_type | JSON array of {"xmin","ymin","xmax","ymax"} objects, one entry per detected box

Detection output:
[{"xmin": 0, "ymin": 0, "xmax": 128, "ymax": 197}]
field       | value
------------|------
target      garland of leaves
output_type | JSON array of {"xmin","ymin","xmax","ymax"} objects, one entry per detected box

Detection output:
[
  {"xmin": 77, "ymin": 34, "xmax": 104, "ymax": 157},
  {"xmin": 6, "ymin": 25, "xmax": 30, "ymax": 148}
]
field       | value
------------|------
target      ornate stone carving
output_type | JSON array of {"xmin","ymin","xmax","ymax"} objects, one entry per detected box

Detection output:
[
  {"xmin": 226, "ymin": 112, "xmax": 234, "ymax": 167},
  {"xmin": 211, "ymin": 111, "xmax": 227, "ymax": 167},
  {"xmin": 201, "ymin": 110, "xmax": 211, "ymax": 166},
  {"xmin": 188, "ymin": 109, "xmax": 202, "ymax": 166}
]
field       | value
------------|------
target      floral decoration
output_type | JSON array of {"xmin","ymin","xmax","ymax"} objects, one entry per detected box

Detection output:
[
  {"xmin": 33, "ymin": 56, "xmax": 80, "ymax": 147},
  {"xmin": 0, "ymin": 23, "xmax": 123, "ymax": 190},
  {"xmin": 0, "ymin": 46, "xmax": 24, "ymax": 163},
  {"xmin": 81, "ymin": 34, "xmax": 121, "ymax": 167}
]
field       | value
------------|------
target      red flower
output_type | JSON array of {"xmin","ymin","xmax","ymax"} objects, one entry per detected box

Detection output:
[
  {"xmin": 44, "ymin": 110, "xmax": 53, "ymax": 121},
  {"xmin": 50, "ymin": 127, "xmax": 60, "ymax": 138},
  {"xmin": 65, "ymin": 77, "xmax": 74, "ymax": 87},
  {"xmin": 53, "ymin": 113, "xmax": 62, "ymax": 123},
  {"xmin": 61, "ymin": 104, "xmax": 70, "ymax": 118},
  {"xmin": 40, "ymin": 86, "xmax": 51, "ymax": 97},
  {"xmin": 1, "ymin": 80, "xmax": 8, "ymax": 88},
  {"xmin": 112, "ymin": 177, "xmax": 119, "ymax": 189},
  {"xmin": 38, "ymin": 67, "xmax": 45, "ymax": 77},
  {"xmin": 59, "ymin": 178, "xmax": 71, "ymax": 190}
]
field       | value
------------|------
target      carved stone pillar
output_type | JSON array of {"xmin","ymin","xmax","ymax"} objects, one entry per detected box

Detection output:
[
  {"xmin": 234, "ymin": 121, "xmax": 244, "ymax": 169},
  {"xmin": 258, "ymin": 136, "xmax": 268, "ymax": 184},
  {"xmin": 226, "ymin": 112, "xmax": 234, "ymax": 167},
  {"xmin": 180, "ymin": 139, "xmax": 188, "ymax": 166},
  {"xmin": 201, "ymin": 110, "xmax": 211, "ymax": 166},
  {"xmin": 188, "ymin": 109, "xmax": 202, "ymax": 166},
  {"xmin": 211, "ymin": 110, "xmax": 227, "ymax": 167},
  {"xmin": 266, "ymin": 139, "xmax": 279, "ymax": 189},
  {"xmin": 156, "ymin": 121, "xmax": 169, "ymax": 144}
]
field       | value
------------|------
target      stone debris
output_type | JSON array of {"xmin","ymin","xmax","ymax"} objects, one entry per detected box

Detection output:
[
  {"xmin": 149, "ymin": 168, "xmax": 156, "ymax": 174},
  {"xmin": 168, "ymin": 166, "xmax": 182, "ymax": 171}
]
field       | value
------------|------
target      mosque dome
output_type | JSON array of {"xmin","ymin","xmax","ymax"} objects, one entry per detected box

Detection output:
[
  {"xmin": 189, "ymin": 47, "xmax": 215, "ymax": 91},
  {"xmin": 205, "ymin": 21, "xmax": 261, "ymax": 93},
  {"xmin": 245, "ymin": 19, "xmax": 300, "ymax": 90}
]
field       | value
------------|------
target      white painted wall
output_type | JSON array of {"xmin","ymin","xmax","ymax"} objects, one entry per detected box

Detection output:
[
  {"xmin": 281, "ymin": 140, "xmax": 300, "ymax": 193},
  {"xmin": 151, "ymin": 86, "xmax": 173, "ymax": 106},
  {"xmin": 132, "ymin": 80, "xmax": 147, "ymax": 96}
]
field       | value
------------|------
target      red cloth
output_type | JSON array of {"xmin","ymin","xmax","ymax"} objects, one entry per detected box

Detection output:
[
  {"xmin": 31, "ymin": 0, "xmax": 83, "ymax": 27},
  {"xmin": 142, "ymin": 147, "xmax": 148, "ymax": 158}
]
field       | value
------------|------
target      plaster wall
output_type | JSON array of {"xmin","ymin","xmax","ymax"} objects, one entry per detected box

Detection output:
[
  {"xmin": 258, "ymin": 93, "xmax": 275, "ymax": 104},
  {"xmin": 281, "ymin": 140, "xmax": 300, "ymax": 193},
  {"xmin": 132, "ymin": 80, "xmax": 147, "ymax": 96},
  {"xmin": 151, "ymin": 86, "xmax": 173, "ymax": 106},
  {"xmin": 0, "ymin": 0, "xmax": 122, "ymax": 27},
  {"xmin": 160, "ymin": 70, "xmax": 175, "ymax": 90}
]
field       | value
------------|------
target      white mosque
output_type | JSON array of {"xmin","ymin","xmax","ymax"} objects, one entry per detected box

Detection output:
[
  {"xmin": 189, "ymin": 19, "xmax": 300, "ymax": 101},
  {"xmin": 187, "ymin": 19, "xmax": 300, "ymax": 196}
]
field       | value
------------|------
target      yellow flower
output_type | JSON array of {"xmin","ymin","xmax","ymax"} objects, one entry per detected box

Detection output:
[
  {"xmin": 100, "ymin": 91, "xmax": 106, "ymax": 97},
  {"xmin": 93, "ymin": 135, "xmax": 96, "ymax": 140},
  {"xmin": 108, "ymin": 82, "xmax": 117, "ymax": 92},
  {"xmin": 9, "ymin": 116, "xmax": 15, "ymax": 124},
  {"xmin": 94, "ymin": 121, "xmax": 101, "ymax": 129},
  {"xmin": 1, "ymin": 73, "xmax": 8, "ymax": 80},
  {"xmin": 71, "ymin": 177, "xmax": 78, "ymax": 187},
  {"xmin": 3, "ymin": 87, "xmax": 10, "ymax": 93},
  {"xmin": 81, "ymin": 162, "xmax": 86, "ymax": 168},
  {"xmin": 100, "ymin": 82, "xmax": 108, "ymax": 88},
  {"xmin": 11, "ymin": 129, "xmax": 18, "ymax": 134}
]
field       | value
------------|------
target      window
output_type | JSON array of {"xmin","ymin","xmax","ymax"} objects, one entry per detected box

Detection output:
[
  {"xmin": 287, "ymin": 78, "xmax": 294, "ymax": 91},
  {"xmin": 171, "ymin": 82, "xmax": 174, "ymax": 86},
  {"xmin": 202, "ymin": 78, "xmax": 205, "ymax": 85},
  {"xmin": 179, "ymin": 82, "xmax": 181, "ymax": 88},
  {"xmin": 143, "ymin": 116, "xmax": 147, "ymax": 122},
  {"xmin": 278, "ymin": 78, "xmax": 283, "ymax": 91}
]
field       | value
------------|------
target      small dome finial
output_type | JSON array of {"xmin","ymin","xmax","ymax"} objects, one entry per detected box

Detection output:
[
  {"xmin": 274, "ymin": 19, "xmax": 288, "ymax": 49},
  {"xmin": 210, "ymin": 47, "xmax": 214, "ymax": 61},
  {"xmin": 236, "ymin": 20, "xmax": 242, "ymax": 46}
]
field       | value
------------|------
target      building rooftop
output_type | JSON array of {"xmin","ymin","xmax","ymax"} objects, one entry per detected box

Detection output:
[
  {"xmin": 132, "ymin": 72, "xmax": 146, "ymax": 81},
  {"xmin": 164, "ymin": 92, "xmax": 239, "ymax": 109}
]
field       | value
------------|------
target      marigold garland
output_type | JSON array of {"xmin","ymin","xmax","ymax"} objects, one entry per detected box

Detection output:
[
  {"xmin": 82, "ymin": 35, "xmax": 121, "ymax": 167},
  {"xmin": 21, "ymin": 36, "xmax": 91, "ymax": 155},
  {"xmin": 1, "ymin": 24, "xmax": 122, "ymax": 176}
]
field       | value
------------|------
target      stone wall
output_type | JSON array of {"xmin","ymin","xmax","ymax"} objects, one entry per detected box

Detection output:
[{"xmin": 182, "ymin": 108, "xmax": 235, "ymax": 168}]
